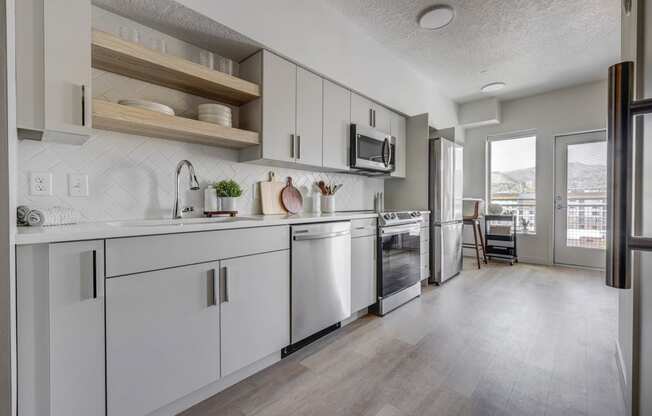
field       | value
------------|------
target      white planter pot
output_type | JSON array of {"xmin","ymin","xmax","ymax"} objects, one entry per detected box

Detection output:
[{"xmin": 220, "ymin": 197, "xmax": 237, "ymax": 212}]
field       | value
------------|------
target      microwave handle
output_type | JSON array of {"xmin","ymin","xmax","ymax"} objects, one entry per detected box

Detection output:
[{"xmin": 381, "ymin": 137, "xmax": 391, "ymax": 168}]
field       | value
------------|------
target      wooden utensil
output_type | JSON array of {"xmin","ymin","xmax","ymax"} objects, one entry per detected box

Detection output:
[
  {"xmin": 317, "ymin": 180, "xmax": 328, "ymax": 195},
  {"xmin": 260, "ymin": 171, "xmax": 286, "ymax": 215},
  {"xmin": 281, "ymin": 177, "xmax": 303, "ymax": 214}
]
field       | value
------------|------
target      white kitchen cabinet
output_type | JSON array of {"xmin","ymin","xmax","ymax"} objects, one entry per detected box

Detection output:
[
  {"xmin": 106, "ymin": 262, "xmax": 220, "ymax": 416},
  {"xmin": 220, "ymin": 250, "xmax": 290, "ymax": 376},
  {"xmin": 351, "ymin": 92, "xmax": 374, "ymax": 129},
  {"xmin": 16, "ymin": 0, "xmax": 92, "ymax": 144},
  {"xmin": 350, "ymin": 92, "xmax": 391, "ymax": 133},
  {"xmin": 295, "ymin": 67, "xmax": 323, "ymax": 167},
  {"xmin": 260, "ymin": 51, "xmax": 297, "ymax": 163},
  {"xmin": 373, "ymin": 105, "xmax": 392, "ymax": 135},
  {"xmin": 390, "ymin": 112, "xmax": 407, "ymax": 178},
  {"xmin": 322, "ymin": 80, "xmax": 351, "ymax": 170},
  {"xmin": 351, "ymin": 235, "xmax": 377, "ymax": 313},
  {"xmin": 17, "ymin": 241, "xmax": 105, "ymax": 416},
  {"xmin": 240, "ymin": 51, "xmax": 323, "ymax": 167}
]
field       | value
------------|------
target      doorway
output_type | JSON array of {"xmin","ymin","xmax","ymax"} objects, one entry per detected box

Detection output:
[{"xmin": 554, "ymin": 130, "xmax": 607, "ymax": 268}]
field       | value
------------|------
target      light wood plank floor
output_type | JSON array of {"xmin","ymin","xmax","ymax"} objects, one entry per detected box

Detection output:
[{"xmin": 182, "ymin": 260, "xmax": 626, "ymax": 416}]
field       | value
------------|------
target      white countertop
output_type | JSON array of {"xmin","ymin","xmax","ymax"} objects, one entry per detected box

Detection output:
[{"xmin": 15, "ymin": 211, "xmax": 382, "ymax": 245}]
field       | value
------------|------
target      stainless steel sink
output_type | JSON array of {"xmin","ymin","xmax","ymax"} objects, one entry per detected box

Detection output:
[{"xmin": 107, "ymin": 216, "xmax": 262, "ymax": 227}]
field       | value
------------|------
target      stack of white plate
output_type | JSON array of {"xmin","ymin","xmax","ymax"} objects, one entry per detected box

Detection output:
[
  {"xmin": 118, "ymin": 99, "xmax": 175, "ymax": 116},
  {"xmin": 198, "ymin": 103, "xmax": 232, "ymax": 127}
]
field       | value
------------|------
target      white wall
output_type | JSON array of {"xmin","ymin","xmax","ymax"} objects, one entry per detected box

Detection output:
[
  {"xmin": 174, "ymin": 0, "xmax": 458, "ymax": 128},
  {"xmin": 463, "ymin": 80, "xmax": 607, "ymax": 264}
]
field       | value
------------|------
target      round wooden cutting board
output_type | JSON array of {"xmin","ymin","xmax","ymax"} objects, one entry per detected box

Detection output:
[{"xmin": 281, "ymin": 177, "xmax": 303, "ymax": 214}]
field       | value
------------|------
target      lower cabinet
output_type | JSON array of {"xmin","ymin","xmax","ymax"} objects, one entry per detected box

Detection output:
[
  {"xmin": 105, "ymin": 249, "xmax": 290, "ymax": 415},
  {"xmin": 351, "ymin": 235, "xmax": 377, "ymax": 313},
  {"xmin": 17, "ymin": 240, "xmax": 105, "ymax": 416},
  {"xmin": 221, "ymin": 250, "xmax": 290, "ymax": 376},
  {"xmin": 106, "ymin": 261, "xmax": 221, "ymax": 416}
]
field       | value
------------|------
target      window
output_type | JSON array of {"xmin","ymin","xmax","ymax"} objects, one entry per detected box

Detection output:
[{"xmin": 488, "ymin": 135, "xmax": 536, "ymax": 234}]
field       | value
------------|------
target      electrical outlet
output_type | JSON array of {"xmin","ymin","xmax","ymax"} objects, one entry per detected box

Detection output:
[
  {"xmin": 29, "ymin": 172, "xmax": 53, "ymax": 196},
  {"xmin": 68, "ymin": 173, "xmax": 89, "ymax": 197}
]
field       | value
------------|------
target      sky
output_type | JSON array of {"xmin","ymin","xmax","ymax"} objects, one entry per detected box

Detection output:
[{"xmin": 490, "ymin": 136, "xmax": 536, "ymax": 172}]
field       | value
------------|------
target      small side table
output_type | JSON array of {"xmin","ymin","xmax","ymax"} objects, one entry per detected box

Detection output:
[{"xmin": 462, "ymin": 218, "xmax": 488, "ymax": 269}]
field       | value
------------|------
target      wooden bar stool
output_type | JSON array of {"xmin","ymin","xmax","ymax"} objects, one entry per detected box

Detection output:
[{"xmin": 463, "ymin": 218, "xmax": 488, "ymax": 269}]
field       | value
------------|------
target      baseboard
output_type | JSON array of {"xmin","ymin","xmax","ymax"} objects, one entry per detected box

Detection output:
[
  {"xmin": 615, "ymin": 340, "xmax": 630, "ymax": 412},
  {"xmin": 150, "ymin": 352, "xmax": 282, "ymax": 416}
]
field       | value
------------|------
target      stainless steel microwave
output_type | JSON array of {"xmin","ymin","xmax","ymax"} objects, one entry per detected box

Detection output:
[{"xmin": 349, "ymin": 124, "xmax": 395, "ymax": 173}]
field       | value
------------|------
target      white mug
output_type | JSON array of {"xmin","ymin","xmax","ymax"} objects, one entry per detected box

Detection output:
[{"xmin": 321, "ymin": 195, "xmax": 335, "ymax": 213}]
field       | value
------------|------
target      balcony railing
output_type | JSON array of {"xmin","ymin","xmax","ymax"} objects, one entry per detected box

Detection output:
[{"xmin": 489, "ymin": 199, "xmax": 536, "ymax": 234}]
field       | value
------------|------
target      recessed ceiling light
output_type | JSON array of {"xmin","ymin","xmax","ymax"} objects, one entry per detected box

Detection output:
[
  {"xmin": 481, "ymin": 82, "xmax": 506, "ymax": 93},
  {"xmin": 418, "ymin": 5, "xmax": 455, "ymax": 30}
]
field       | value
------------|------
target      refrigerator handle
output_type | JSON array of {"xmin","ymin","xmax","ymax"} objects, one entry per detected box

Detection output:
[{"xmin": 606, "ymin": 61, "xmax": 652, "ymax": 289}]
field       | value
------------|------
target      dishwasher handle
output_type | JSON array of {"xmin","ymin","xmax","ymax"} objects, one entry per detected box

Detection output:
[{"xmin": 293, "ymin": 230, "xmax": 350, "ymax": 241}]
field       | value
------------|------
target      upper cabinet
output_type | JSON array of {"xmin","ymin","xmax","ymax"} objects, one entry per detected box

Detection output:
[
  {"xmin": 350, "ymin": 92, "xmax": 391, "ymax": 134},
  {"xmin": 240, "ymin": 51, "xmax": 323, "ymax": 168},
  {"xmin": 16, "ymin": 0, "xmax": 92, "ymax": 144},
  {"xmin": 390, "ymin": 112, "xmax": 407, "ymax": 178},
  {"xmin": 322, "ymin": 80, "xmax": 351, "ymax": 170}
]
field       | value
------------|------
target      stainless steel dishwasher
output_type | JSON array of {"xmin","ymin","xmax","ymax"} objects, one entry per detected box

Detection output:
[{"xmin": 290, "ymin": 221, "xmax": 351, "ymax": 345}]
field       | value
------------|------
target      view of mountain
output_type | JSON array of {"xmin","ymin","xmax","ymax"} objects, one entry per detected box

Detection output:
[{"xmin": 491, "ymin": 163, "xmax": 606, "ymax": 195}]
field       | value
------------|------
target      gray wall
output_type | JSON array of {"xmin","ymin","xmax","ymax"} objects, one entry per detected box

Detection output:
[{"xmin": 463, "ymin": 80, "xmax": 607, "ymax": 264}]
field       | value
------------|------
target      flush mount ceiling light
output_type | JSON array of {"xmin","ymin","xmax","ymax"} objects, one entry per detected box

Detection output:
[
  {"xmin": 481, "ymin": 82, "xmax": 506, "ymax": 93},
  {"xmin": 418, "ymin": 5, "xmax": 455, "ymax": 30}
]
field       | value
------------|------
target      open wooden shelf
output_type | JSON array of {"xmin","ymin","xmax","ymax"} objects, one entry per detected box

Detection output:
[
  {"xmin": 92, "ymin": 100, "xmax": 260, "ymax": 149},
  {"xmin": 91, "ymin": 30, "xmax": 261, "ymax": 106}
]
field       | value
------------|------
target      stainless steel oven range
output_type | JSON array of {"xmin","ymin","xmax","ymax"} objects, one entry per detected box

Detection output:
[{"xmin": 373, "ymin": 211, "xmax": 423, "ymax": 316}]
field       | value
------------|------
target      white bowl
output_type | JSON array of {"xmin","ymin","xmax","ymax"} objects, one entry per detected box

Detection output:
[
  {"xmin": 119, "ymin": 99, "xmax": 175, "ymax": 116},
  {"xmin": 199, "ymin": 117, "xmax": 232, "ymax": 128},
  {"xmin": 198, "ymin": 103, "xmax": 231, "ymax": 114},
  {"xmin": 198, "ymin": 114, "xmax": 231, "ymax": 122}
]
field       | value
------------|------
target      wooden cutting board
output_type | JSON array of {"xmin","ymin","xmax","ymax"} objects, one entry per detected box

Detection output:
[
  {"xmin": 260, "ymin": 172, "xmax": 286, "ymax": 215},
  {"xmin": 281, "ymin": 177, "xmax": 303, "ymax": 214}
]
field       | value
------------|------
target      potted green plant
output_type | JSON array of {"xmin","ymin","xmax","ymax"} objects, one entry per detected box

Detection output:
[{"xmin": 214, "ymin": 179, "xmax": 242, "ymax": 212}]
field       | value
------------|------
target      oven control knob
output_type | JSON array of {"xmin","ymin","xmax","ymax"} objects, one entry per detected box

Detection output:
[{"xmin": 383, "ymin": 214, "xmax": 391, "ymax": 220}]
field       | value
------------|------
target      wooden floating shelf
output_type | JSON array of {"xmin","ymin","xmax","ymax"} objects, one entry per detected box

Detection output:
[
  {"xmin": 91, "ymin": 30, "xmax": 261, "ymax": 106},
  {"xmin": 92, "ymin": 100, "xmax": 260, "ymax": 149}
]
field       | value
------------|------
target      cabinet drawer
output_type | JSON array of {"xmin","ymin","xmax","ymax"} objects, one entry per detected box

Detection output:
[
  {"xmin": 351, "ymin": 218, "xmax": 377, "ymax": 238},
  {"xmin": 106, "ymin": 226, "xmax": 289, "ymax": 277}
]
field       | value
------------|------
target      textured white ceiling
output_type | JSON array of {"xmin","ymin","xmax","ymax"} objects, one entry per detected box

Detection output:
[{"xmin": 325, "ymin": 0, "xmax": 620, "ymax": 102}]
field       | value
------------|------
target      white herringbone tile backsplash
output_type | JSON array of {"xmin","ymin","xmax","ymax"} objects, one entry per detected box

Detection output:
[
  {"xmin": 17, "ymin": 130, "xmax": 384, "ymax": 222},
  {"xmin": 16, "ymin": 7, "xmax": 384, "ymax": 222}
]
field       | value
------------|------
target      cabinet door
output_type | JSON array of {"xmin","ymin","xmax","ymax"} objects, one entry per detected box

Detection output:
[
  {"xmin": 295, "ymin": 67, "xmax": 323, "ymax": 167},
  {"xmin": 351, "ymin": 236, "xmax": 377, "ymax": 313},
  {"xmin": 44, "ymin": 0, "xmax": 92, "ymax": 134},
  {"xmin": 373, "ymin": 104, "xmax": 392, "ymax": 134},
  {"xmin": 49, "ymin": 240, "xmax": 105, "ymax": 416},
  {"xmin": 106, "ymin": 262, "xmax": 220, "ymax": 416},
  {"xmin": 323, "ymin": 80, "xmax": 351, "ymax": 170},
  {"xmin": 262, "ymin": 51, "xmax": 296, "ymax": 162},
  {"xmin": 220, "ymin": 250, "xmax": 290, "ymax": 376},
  {"xmin": 390, "ymin": 112, "xmax": 407, "ymax": 178},
  {"xmin": 351, "ymin": 92, "xmax": 373, "ymax": 128}
]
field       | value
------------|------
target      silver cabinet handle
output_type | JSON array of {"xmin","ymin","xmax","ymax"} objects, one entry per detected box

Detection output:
[
  {"xmin": 81, "ymin": 84, "xmax": 86, "ymax": 127},
  {"xmin": 91, "ymin": 249, "xmax": 97, "ymax": 299},
  {"xmin": 373, "ymin": 109, "xmax": 376, "ymax": 127},
  {"xmin": 606, "ymin": 61, "xmax": 652, "ymax": 289},
  {"xmin": 369, "ymin": 108, "xmax": 373, "ymax": 127},
  {"xmin": 207, "ymin": 268, "xmax": 217, "ymax": 307},
  {"xmin": 221, "ymin": 266, "xmax": 229, "ymax": 303},
  {"xmin": 290, "ymin": 134, "xmax": 295, "ymax": 159},
  {"xmin": 297, "ymin": 135, "xmax": 301, "ymax": 160}
]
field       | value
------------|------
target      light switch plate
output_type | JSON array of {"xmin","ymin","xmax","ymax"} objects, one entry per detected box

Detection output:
[
  {"xmin": 68, "ymin": 173, "xmax": 89, "ymax": 197},
  {"xmin": 29, "ymin": 172, "xmax": 53, "ymax": 196}
]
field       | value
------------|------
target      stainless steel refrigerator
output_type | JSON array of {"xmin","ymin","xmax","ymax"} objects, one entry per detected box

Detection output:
[{"xmin": 428, "ymin": 137, "xmax": 463, "ymax": 284}]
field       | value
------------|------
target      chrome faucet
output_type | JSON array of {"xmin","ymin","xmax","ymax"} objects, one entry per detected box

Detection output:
[{"xmin": 173, "ymin": 160, "xmax": 200, "ymax": 219}]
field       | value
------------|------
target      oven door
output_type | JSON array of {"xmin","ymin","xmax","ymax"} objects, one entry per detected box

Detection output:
[
  {"xmin": 378, "ymin": 224, "xmax": 421, "ymax": 298},
  {"xmin": 350, "ymin": 124, "xmax": 394, "ymax": 172}
]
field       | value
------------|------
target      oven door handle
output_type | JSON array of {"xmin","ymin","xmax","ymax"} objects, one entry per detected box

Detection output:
[{"xmin": 381, "ymin": 225, "xmax": 421, "ymax": 236}]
